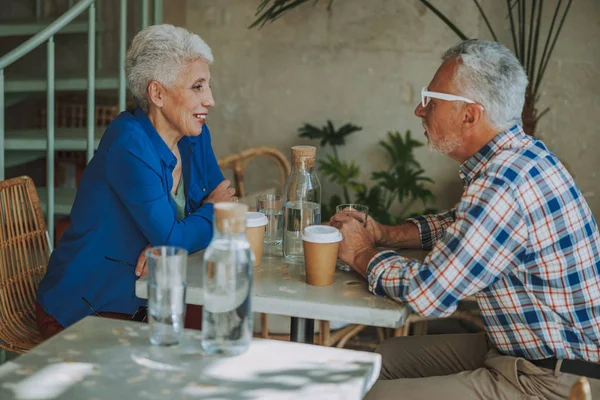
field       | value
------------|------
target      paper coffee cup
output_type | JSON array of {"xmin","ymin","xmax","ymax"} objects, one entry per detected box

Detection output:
[
  {"xmin": 246, "ymin": 212, "xmax": 268, "ymax": 266},
  {"xmin": 302, "ymin": 225, "xmax": 342, "ymax": 286}
]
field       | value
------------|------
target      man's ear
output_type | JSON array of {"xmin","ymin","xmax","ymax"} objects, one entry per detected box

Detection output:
[
  {"xmin": 147, "ymin": 81, "xmax": 165, "ymax": 108},
  {"xmin": 463, "ymin": 103, "xmax": 484, "ymax": 129}
]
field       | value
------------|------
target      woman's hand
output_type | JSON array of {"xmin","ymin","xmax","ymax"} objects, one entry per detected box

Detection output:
[
  {"xmin": 203, "ymin": 179, "xmax": 237, "ymax": 204},
  {"xmin": 135, "ymin": 244, "xmax": 151, "ymax": 277}
]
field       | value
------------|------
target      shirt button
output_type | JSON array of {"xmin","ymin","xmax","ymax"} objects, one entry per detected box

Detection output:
[{"xmin": 202, "ymin": 188, "xmax": 206, "ymax": 192}]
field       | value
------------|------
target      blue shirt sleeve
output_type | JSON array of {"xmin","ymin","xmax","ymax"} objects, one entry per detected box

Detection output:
[
  {"xmin": 201, "ymin": 127, "xmax": 225, "ymax": 195},
  {"xmin": 105, "ymin": 132, "xmax": 215, "ymax": 253}
]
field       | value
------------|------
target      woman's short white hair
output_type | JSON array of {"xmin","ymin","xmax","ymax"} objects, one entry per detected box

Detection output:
[
  {"xmin": 126, "ymin": 24, "xmax": 213, "ymax": 113},
  {"xmin": 443, "ymin": 39, "xmax": 528, "ymax": 131}
]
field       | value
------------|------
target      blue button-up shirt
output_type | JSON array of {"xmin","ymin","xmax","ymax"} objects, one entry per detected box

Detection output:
[
  {"xmin": 37, "ymin": 108, "xmax": 224, "ymax": 327},
  {"xmin": 368, "ymin": 125, "xmax": 600, "ymax": 362}
]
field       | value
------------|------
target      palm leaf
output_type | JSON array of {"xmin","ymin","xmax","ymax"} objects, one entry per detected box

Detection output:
[
  {"xmin": 318, "ymin": 155, "xmax": 360, "ymax": 185},
  {"xmin": 298, "ymin": 120, "xmax": 362, "ymax": 149},
  {"xmin": 418, "ymin": 0, "xmax": 468, "ymax": 40},
  {"xmin": 249, "ymin": 0, "xmax": 321, "ymax": 29},
  {"xmin": 378, "ymin": 131, "xmax": 422, "ymax": 167},
  {"xmin": 298, "ymin": 123, "xmax": 327, "ymax": 146},
  {"xmin": 473, "ymin": 0, "xmax": 497, "ymax": 41}
]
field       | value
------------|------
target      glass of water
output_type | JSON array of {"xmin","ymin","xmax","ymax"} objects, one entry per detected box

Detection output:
[
  {"xmin": 256, "ymin": 194, "xmax": 284, "ymax": 245},
  {"xmin": 335, "ymin": 204, "xmax": 369, "ymax": 272},
  {"xmin": 335, "ymin": 204, "xmax": 369, "ymax": 226},
  {"xmin": 146, "ymin": 246, "xmax": 188, "ymax": 346}
]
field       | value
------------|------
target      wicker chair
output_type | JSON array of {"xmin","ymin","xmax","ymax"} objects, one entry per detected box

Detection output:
[
  {"xmin": 0, "ymin": 176, "xmax": 51, "ymax": 353},
  {"xmin": 217, "ymin": 146, "xmax": 291, "ymax": 203},
  {"xmin": 216, "ymin": 146, "xmax": 290, "ymax": 339}
]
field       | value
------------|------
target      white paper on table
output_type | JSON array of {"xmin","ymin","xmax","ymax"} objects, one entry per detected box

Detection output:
[{"xmin": 197, "ymin": 339, "xmax": 381, "ymax": 399}]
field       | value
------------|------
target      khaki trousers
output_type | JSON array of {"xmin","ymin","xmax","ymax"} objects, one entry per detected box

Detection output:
[{"xmin": 365, "ymin": 333, "xmax": 600, "ymax": 400}]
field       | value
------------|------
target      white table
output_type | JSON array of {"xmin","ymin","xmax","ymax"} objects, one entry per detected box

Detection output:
[
  {"xmin": 0, "ymin": 317, "xmax": 381, "ymax": 399},
  {"xmin": 136, "ymin": 248, "xmax": 417, "ymax": 343}
]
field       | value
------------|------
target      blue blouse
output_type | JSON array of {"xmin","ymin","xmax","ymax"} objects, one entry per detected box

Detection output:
[{"xmin": 37, "ymin": 108, "xmax": 224, "ymax": 327}]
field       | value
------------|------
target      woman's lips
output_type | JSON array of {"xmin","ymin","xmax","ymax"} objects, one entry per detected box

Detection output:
[{"xmin": 193, "ymin": 113, "xmax": 207, "ymax": 123}]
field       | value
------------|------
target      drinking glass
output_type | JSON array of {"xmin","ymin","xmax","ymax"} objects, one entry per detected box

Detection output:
[
  {"xmin": 335, "ymin": 204, "xmax": 369, "ymax": 226},
  {"xmin": 256, "ymin": 194, "xmax": 284, "ymax": 246},
  {"xmin": 335, "ymin": 204, "xmax": 369, "ymax": 271},
  {"xmin": 146, "ymin": 246, "xmax": 188, "ymax": 346}
]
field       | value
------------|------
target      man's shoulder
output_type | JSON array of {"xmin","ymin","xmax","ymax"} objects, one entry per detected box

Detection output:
[{"xmin": 482, "ymin": 138, "xmax": 559, "ymax": 184}]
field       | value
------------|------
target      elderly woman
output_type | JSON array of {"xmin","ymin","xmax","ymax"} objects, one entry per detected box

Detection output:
[{"xmin": 35, "ymin": 25, "xmax": 235, "ymax": 338}]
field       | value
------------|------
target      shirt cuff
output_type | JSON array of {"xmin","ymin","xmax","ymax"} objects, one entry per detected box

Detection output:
[
  {"xmin": 366, "ymin": 250, "xmax": 409, "ymax": 296},
  {"xmin": 406, "ymin": 215, "xmax": 438, "ymax": 250}
]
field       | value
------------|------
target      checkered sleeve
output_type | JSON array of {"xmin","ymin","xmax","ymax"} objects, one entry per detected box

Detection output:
[
  {"xmin": 407, "ymin": 209, "xmax": 457, "ymax": 250},
  {"xmin": 367, "ymin": 176, "xmax": 529, "ymax": 317}
]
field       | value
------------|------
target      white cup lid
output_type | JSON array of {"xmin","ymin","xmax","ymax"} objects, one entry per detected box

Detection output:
[
  {"xmin": 302, "ymin": 225, "xmax": 342, "ymax": 243},
  {"xmin": 246, "ymin": 212, "xmax": 268, "ymax": 228}
]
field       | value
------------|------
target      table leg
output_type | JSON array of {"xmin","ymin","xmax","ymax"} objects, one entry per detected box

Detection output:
[{"xmin": 290, "ymin": 317, "xmax": 315, "ymax": 344}]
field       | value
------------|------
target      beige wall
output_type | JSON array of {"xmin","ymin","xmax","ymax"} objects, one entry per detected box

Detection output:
[{"xmin": 169, "ymin": 0, "xmax": 600, "ymax": 216}]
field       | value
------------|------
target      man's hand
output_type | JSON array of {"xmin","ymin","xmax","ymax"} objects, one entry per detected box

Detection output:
[
  {"xmin": 331, "ymin": 209, "xmax": 388, "ymax": 247},
  {"xmin": 136, "ymin": 244, "xmax": 151, "ymax": 277},
  {"xmin": 330, "ymin": 213, "xmax": 379, "ymax": 278},
  {"xmin": 203, "ymin": 179, "xmax": 237, "ymax": 204},
  {"xmin": 364, "ymin": 216, "xmax": 388, "ymax": 246}
]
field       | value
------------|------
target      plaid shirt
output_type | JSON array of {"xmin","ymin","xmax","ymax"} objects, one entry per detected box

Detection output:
[{"xmin": 367, "ymin": 125, "xmax": 600, "ymax": 362}]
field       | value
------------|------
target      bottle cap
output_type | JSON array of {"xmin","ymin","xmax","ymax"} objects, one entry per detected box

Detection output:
[
  {"xmin": 246, "ymin": 212, "xmax": 268, "ymax": 228},
  {"xmin": 302, "ymin": 225, "xmax": 342, "ymax": 244},
  {"xmin": 214, "ymin": 202, "xmax": 248, "ymax": 233},
  {"xmin": 291, "ymin": 145, "xmax": 316, "ymax": 168}
]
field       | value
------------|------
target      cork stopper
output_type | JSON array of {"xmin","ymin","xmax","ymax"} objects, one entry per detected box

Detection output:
[
  {"xmin": 291, "ymin": 145, "xmax": 316, "ymax": 168},
  {"xmin": 214, "ymin": 202, "xmax": 248, "ymax": 233}
]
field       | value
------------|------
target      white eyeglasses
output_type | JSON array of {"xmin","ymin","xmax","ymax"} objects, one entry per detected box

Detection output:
[{"xmin": 421, "ymin": 87, "xmax": 483, "ymax": 109}]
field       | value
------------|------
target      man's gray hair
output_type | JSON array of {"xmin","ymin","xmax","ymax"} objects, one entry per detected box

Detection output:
[
  {"xmin": 443, "ymin": 39, "xmax": 528, "ymax": 130},
  {"xmin": 126, "ymin": 24, "xmax": 214, "ymax": 113}
]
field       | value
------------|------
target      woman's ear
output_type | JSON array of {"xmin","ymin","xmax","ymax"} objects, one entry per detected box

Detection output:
[{"xmin": 147, "ymin": 81, "xmax": 164, "ymax": 108}]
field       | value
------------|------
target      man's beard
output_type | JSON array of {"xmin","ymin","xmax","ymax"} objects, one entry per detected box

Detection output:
[{"xmin": 425, "ymin": 126, "xmax": 463, "ymax": 155}]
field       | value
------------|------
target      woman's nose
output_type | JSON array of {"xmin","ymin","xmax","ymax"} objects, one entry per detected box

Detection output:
[{"xmin": 203, "ymin": 90, "xmax": 215, "ymax": 108}]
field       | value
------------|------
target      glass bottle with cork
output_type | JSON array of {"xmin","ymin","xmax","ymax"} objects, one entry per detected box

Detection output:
[
  {"xmin": 282, "ymin": 145, "xmax": 322, "ymax": 263},
  {"xmin": 201, "ymin": 202, "xmax": 254, "ymax": 356}
]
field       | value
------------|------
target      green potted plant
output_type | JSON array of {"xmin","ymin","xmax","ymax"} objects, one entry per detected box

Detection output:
[{"xmin": 299, "ymin": 120, "xmax": 436, "ymax": 224}]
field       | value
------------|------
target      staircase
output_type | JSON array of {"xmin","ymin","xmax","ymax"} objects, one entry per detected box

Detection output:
[{"xmin": 0, "ymin": 0, "xmax": 164, "ymax": 244}]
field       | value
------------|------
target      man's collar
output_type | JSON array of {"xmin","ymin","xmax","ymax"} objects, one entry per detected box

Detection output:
[
  {"xmin": 459, "ymin": 125, "xmax": 526, "ymax": 183},
  {"xmin": 134, "ymin": 107, "xmax": 177, "ymax": 168}
]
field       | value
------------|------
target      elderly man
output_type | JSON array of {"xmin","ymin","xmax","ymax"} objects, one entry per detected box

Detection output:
[{"xmin": 331, "ymin": 39, "xmax": 600, "ymax": 399}]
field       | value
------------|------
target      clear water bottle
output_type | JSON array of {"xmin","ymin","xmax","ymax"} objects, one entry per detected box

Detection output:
[
  {"xmin": 201, "ymin": 202, "xmax": 254, "ymax": 356},
  {"xmin": 283, "ymin": 146, "xmax": 322, "ymax": 263}
]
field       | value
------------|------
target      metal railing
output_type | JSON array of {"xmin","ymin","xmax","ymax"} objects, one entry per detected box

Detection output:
[{"xmin": 0, "ymin": 0, "xmax": 164, "ymax": 244}]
